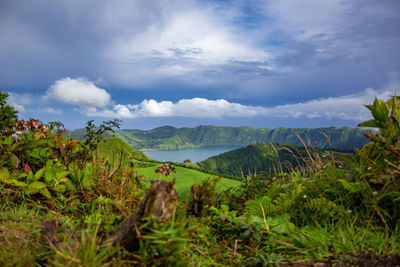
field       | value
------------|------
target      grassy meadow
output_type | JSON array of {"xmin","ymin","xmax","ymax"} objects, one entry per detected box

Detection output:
[{"xmin": 135, "ymin": 163, "xmax": 241, "ymax": 199}]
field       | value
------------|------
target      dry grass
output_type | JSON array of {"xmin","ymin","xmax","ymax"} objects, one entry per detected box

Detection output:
[
  {"xmin": 264, "ymin": 131, "xmax": 336, "ymax": 178},
  {"xmin": 0, "ymin": 204, "xmax": 51, "ymax": 266}
]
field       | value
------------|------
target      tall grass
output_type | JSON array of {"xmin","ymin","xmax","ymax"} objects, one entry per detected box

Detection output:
[{"xmin": 264, "ymin": 130, "xmax": 337, "ymax": 178}]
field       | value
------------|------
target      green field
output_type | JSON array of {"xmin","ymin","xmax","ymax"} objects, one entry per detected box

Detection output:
[
  {"xmin": 136, "ymin": 163, "xmax": 241, "ymax": 199},
  {"xmin": 98, "ymin": 137, "xmax": 241, "ymax": 199}
]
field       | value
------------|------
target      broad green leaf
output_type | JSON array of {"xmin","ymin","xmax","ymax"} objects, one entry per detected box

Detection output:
[
  {"xmin": 68, "ymin": 162, "xmax": 77, "ymax": 172},
  {"xmin": 83, "ymin": 164, "xmax": 93, "ymax": 176},
  {"xmin": 44, "ymin": 167, "xmax": 56, "ymax": 185},
  {"xmin": 0, "ymin": 167, "xmax": 11, "ymax": 183},
  {"xmin": 358, "ymin": 119, "xmax": 380, "ymax": 128},
  {"xmin": 82, "ymin": 175, "xmax": 95, "ymax": 191},
  {"xmin": 34, "ymin": 167, "xmax": 46, "ymax": 181},
  {"xmin": 54, "ymin": 184, "xmax": 67, "ymax": 193},
  {"xmin": 11, "ymin": 170, "xmax": 27, "ymax": 179},
  {"xmin": 46, "ymin": 159, "xmax": 53, "ymax": 168},
  {"xmin": 11, "ymin": 180, "xmax": 27, "ymax": 187},
  {"xmin": 30, "ymin": 148, "xmax": 41, "ymax": 159},
  {"xmin": 370, "ymin": 98, "xmax": 389, "ymax": 127},
  {"xmin": 27, "ymin": 133, "xmax": 34, "ymax": 142},
  {"xmin": 56, "ymin": 171, "xmax": 70, "ymax": 180},
  {"xmin": 25, "ymin": 181, "xmax": 47, "ymax": 195},
  {"xmin": 68, "ymin": 171, "xmax": 79, "ymax": 184},
  {"xmin": 5, "ymin": 135, "xmax": 13, "ymax": 145},
  {"xmin": 27, "ymin": 171, "xmax": 35, "ymax": 182},
  {"xmin": 267, "ymin": 214, "xmax": 295, "ymax": 234},
  {"xmin": 1, "ymin": 174, "xmax": 28, "ymax": 186},
  {"xmin": 390, "ymin": 97, "xmax": 400, "ymax": 122},
  {"xmin": 63, "ymin": 179, "xmax": 75, "ymax": 190},
  {"xmin": 55, "ymin": 177, "xmax": 68, "ymax": 186},
  {"xmin": 39, "ymin": 188, "xmax": 52, "ymax": 198},
  {"xmin": 54, "ymin": 163, "xmax": 67, "ymax": 172},
  {"xmin": 40, "ymin": 148, "xmax": 49, "ymax": 157}
]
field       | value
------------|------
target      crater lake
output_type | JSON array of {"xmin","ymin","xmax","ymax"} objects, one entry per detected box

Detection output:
[{"xmin": 143, "ymin": 146, "xmax": 242, "ymax": 163}]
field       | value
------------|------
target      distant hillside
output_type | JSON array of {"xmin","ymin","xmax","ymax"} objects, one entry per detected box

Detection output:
[
  {"xmin": 114, "ymin": 125, "xmax": 369, "ymax": 151},
  {"xmin": 99, "ymin": 137, "xmax": 150, "ymax": 162},
  {"xmin": 69, "ymin": 125, "xmax": 370, "ymax": 151},
  {"xmin": 197, "ymin": 143, "xmax": 304, "ymax": 177}
]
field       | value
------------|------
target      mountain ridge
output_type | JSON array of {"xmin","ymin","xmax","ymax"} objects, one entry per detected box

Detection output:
[
  {"xmin": 115, "ymin": 125, "xmax": 369, "ymax": 151},
  {"xmin": 69, "ymin": 125, "xmax": 370, "ymax": 151}
]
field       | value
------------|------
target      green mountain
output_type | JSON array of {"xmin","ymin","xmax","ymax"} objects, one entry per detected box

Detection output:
[
  {"xmin": 69, "ymin": 125, "xmax": 370, "ymax": 151},
  {"xmin": 99, "ymin": 137, "xmax": 150, "ymax": 162},
  {"xmin": 197, "ymin": 143, "xmax": 304, "ymax": 177},
  {"xmin": 113, "ymin": 125, "xmax": 369, "ymax": 151}
]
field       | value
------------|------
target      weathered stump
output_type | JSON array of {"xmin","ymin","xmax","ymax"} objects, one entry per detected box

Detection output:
[
  {"xmin": 42, "ymin": 219, "xmax": 61, "ymax": 249},
  {"xmin": 187, "ymin": 178, "xmax": 220, "ymax": 216},
  {"xmin": 187, "ymin": 184, "xmax": 204, "ymax": 216},
  {"xmin": 107, "ymin": 179, "xmax": 179, "ymax": 251}
]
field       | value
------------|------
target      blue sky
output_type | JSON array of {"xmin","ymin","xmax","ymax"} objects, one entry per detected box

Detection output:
[{"xmin": 1, "ymin": 0, "xmax": 400, "ymax": 130}]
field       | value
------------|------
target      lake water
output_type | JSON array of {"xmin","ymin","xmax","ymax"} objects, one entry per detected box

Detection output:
[{"xmin": 143, "ymin": 146, "xmax": 242, "ymax": 163}]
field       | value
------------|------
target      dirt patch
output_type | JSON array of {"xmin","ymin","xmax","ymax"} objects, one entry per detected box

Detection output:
[{"xmin": 281, "ymin": 252, "xmax": 400, "ymax": 267}]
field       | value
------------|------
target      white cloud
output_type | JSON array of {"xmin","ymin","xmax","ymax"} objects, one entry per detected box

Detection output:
[
  {"xmin": 265, "ymin": 88, "xmax": 394, "ymax": 121},
  {"xmin": 85, "ymin": 88, "xmax": 395, "ymax": 121},
  {"xmin": 6, "ymin": 92, "xmax": 62, "ymax": 116},
  {"xmin": 86, "ymin": 98, "xmax": 266, "ymax": 119},
  {"xmin": 104, "ymin": 3, "xmax": 269, "ymax": 84},
  {"xmin": 7, "ymin": 92, "xmax": 33, "ymax": 114},
  {"xmin": 46, "ymin": 77, "xmax": 111, "ymax": 107},
  {"xmin": 36, "ymin": 107, "xmax": 62, "ymax": 115},
  {"xmin": 109, "ymin": 11, "xmax": 265, "ymax": 64}
]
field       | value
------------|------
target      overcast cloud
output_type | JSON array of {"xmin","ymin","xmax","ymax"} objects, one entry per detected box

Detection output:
[
  {"xmin": 82, "ymin": 84, "xmax": 396, "ymax": 122},
  {"xmin": 1, "ymin": 0, "xmax": 399, "ymax": 128}
]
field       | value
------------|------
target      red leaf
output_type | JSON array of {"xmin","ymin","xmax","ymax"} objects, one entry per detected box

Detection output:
[{"xmin": 24, "ymin": 164, "xmax": 32, "ymax": 174}]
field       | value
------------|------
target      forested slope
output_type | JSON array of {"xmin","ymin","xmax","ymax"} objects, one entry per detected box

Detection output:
[
  {"xmin": 198, "ymin": 143, "xmax": 308, "ymax": 177},
  {"xmin": 69, "ymin": 125, "xmax": 370, "ymax": 150}
]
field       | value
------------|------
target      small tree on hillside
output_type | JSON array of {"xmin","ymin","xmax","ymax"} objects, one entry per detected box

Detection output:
[{"xmin": 0, "ymin": 91, "xmax": 18, "ymax": 136}]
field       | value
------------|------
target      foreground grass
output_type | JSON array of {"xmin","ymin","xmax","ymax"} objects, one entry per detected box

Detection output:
[
  {"xmin": 1, "ymin": 195, "xmax": 399, "ymax": 266},
  {"xmin": 136, "ymin": 163, "xmax": 241, "ymax": 199}
]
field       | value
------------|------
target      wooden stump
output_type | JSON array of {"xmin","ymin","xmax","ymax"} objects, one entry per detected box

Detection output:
[
  {"xmin": 187, "ymin": 178, "xmax": 219, "ymax": 216},
  {"xmin": 42, "ymin": 219, "xmax": 61, "ymax": 249},
  {"xmin": 107, "ymin": 179, "xmax": 179, "ymax": 251},
  {"xmin": 187, "ymin": 184, "xmax": 203, "ymax": 216}
]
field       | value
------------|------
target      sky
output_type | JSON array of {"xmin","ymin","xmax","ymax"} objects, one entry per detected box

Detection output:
[{"xmin": 1, "ymin": 0, "xmax": 400, "ymax": 130}]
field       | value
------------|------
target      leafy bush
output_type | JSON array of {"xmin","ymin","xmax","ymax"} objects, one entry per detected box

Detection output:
[{"xmin": 351, "ymin": 96, "xmax": 400, "ymax": 228}]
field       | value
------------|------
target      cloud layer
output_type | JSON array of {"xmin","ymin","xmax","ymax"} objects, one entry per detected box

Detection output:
[
  {"xmin": 2, "ymin": 0, "xmax": 398, "ymax": 99},
  {"xmin": 2, "ymin": 1, "xmax": 399, "ymax": 129},
  {"xmin": 84, "ymin": 88, "xmax": 395, "ymax": 122},
  {"xmin": 46, "ymin": 77, "xmax": 111, "ymax": 107},
  {"xmin": 6, "ymin": 75, "xmax": 396, "ymax": 127},
  {"xmin": 266, "ymin": 88, "xmax": 393, "ymax": 121},
  {"xmin": 86, "ymin": 98, "xmax": 266, "ymax": 119}
]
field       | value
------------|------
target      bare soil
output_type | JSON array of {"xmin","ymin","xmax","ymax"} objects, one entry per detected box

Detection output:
[{"xmin": 281, "ymin": 252, "xmax": 400, "ymax": 267}]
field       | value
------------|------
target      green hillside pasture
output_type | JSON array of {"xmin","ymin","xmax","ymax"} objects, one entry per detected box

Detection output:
[
  {"xmin": 136, "ymin": 163, "xmax": 241, "ymax": 199},
  {"xmin": 99, "ymin": 137, "xmax": 151, "ymax": 163}
]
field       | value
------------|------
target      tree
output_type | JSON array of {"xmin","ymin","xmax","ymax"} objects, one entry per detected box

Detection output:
[{"xmin": 0, "ymin": 91, "xmax": 18, "ymax": 136}]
